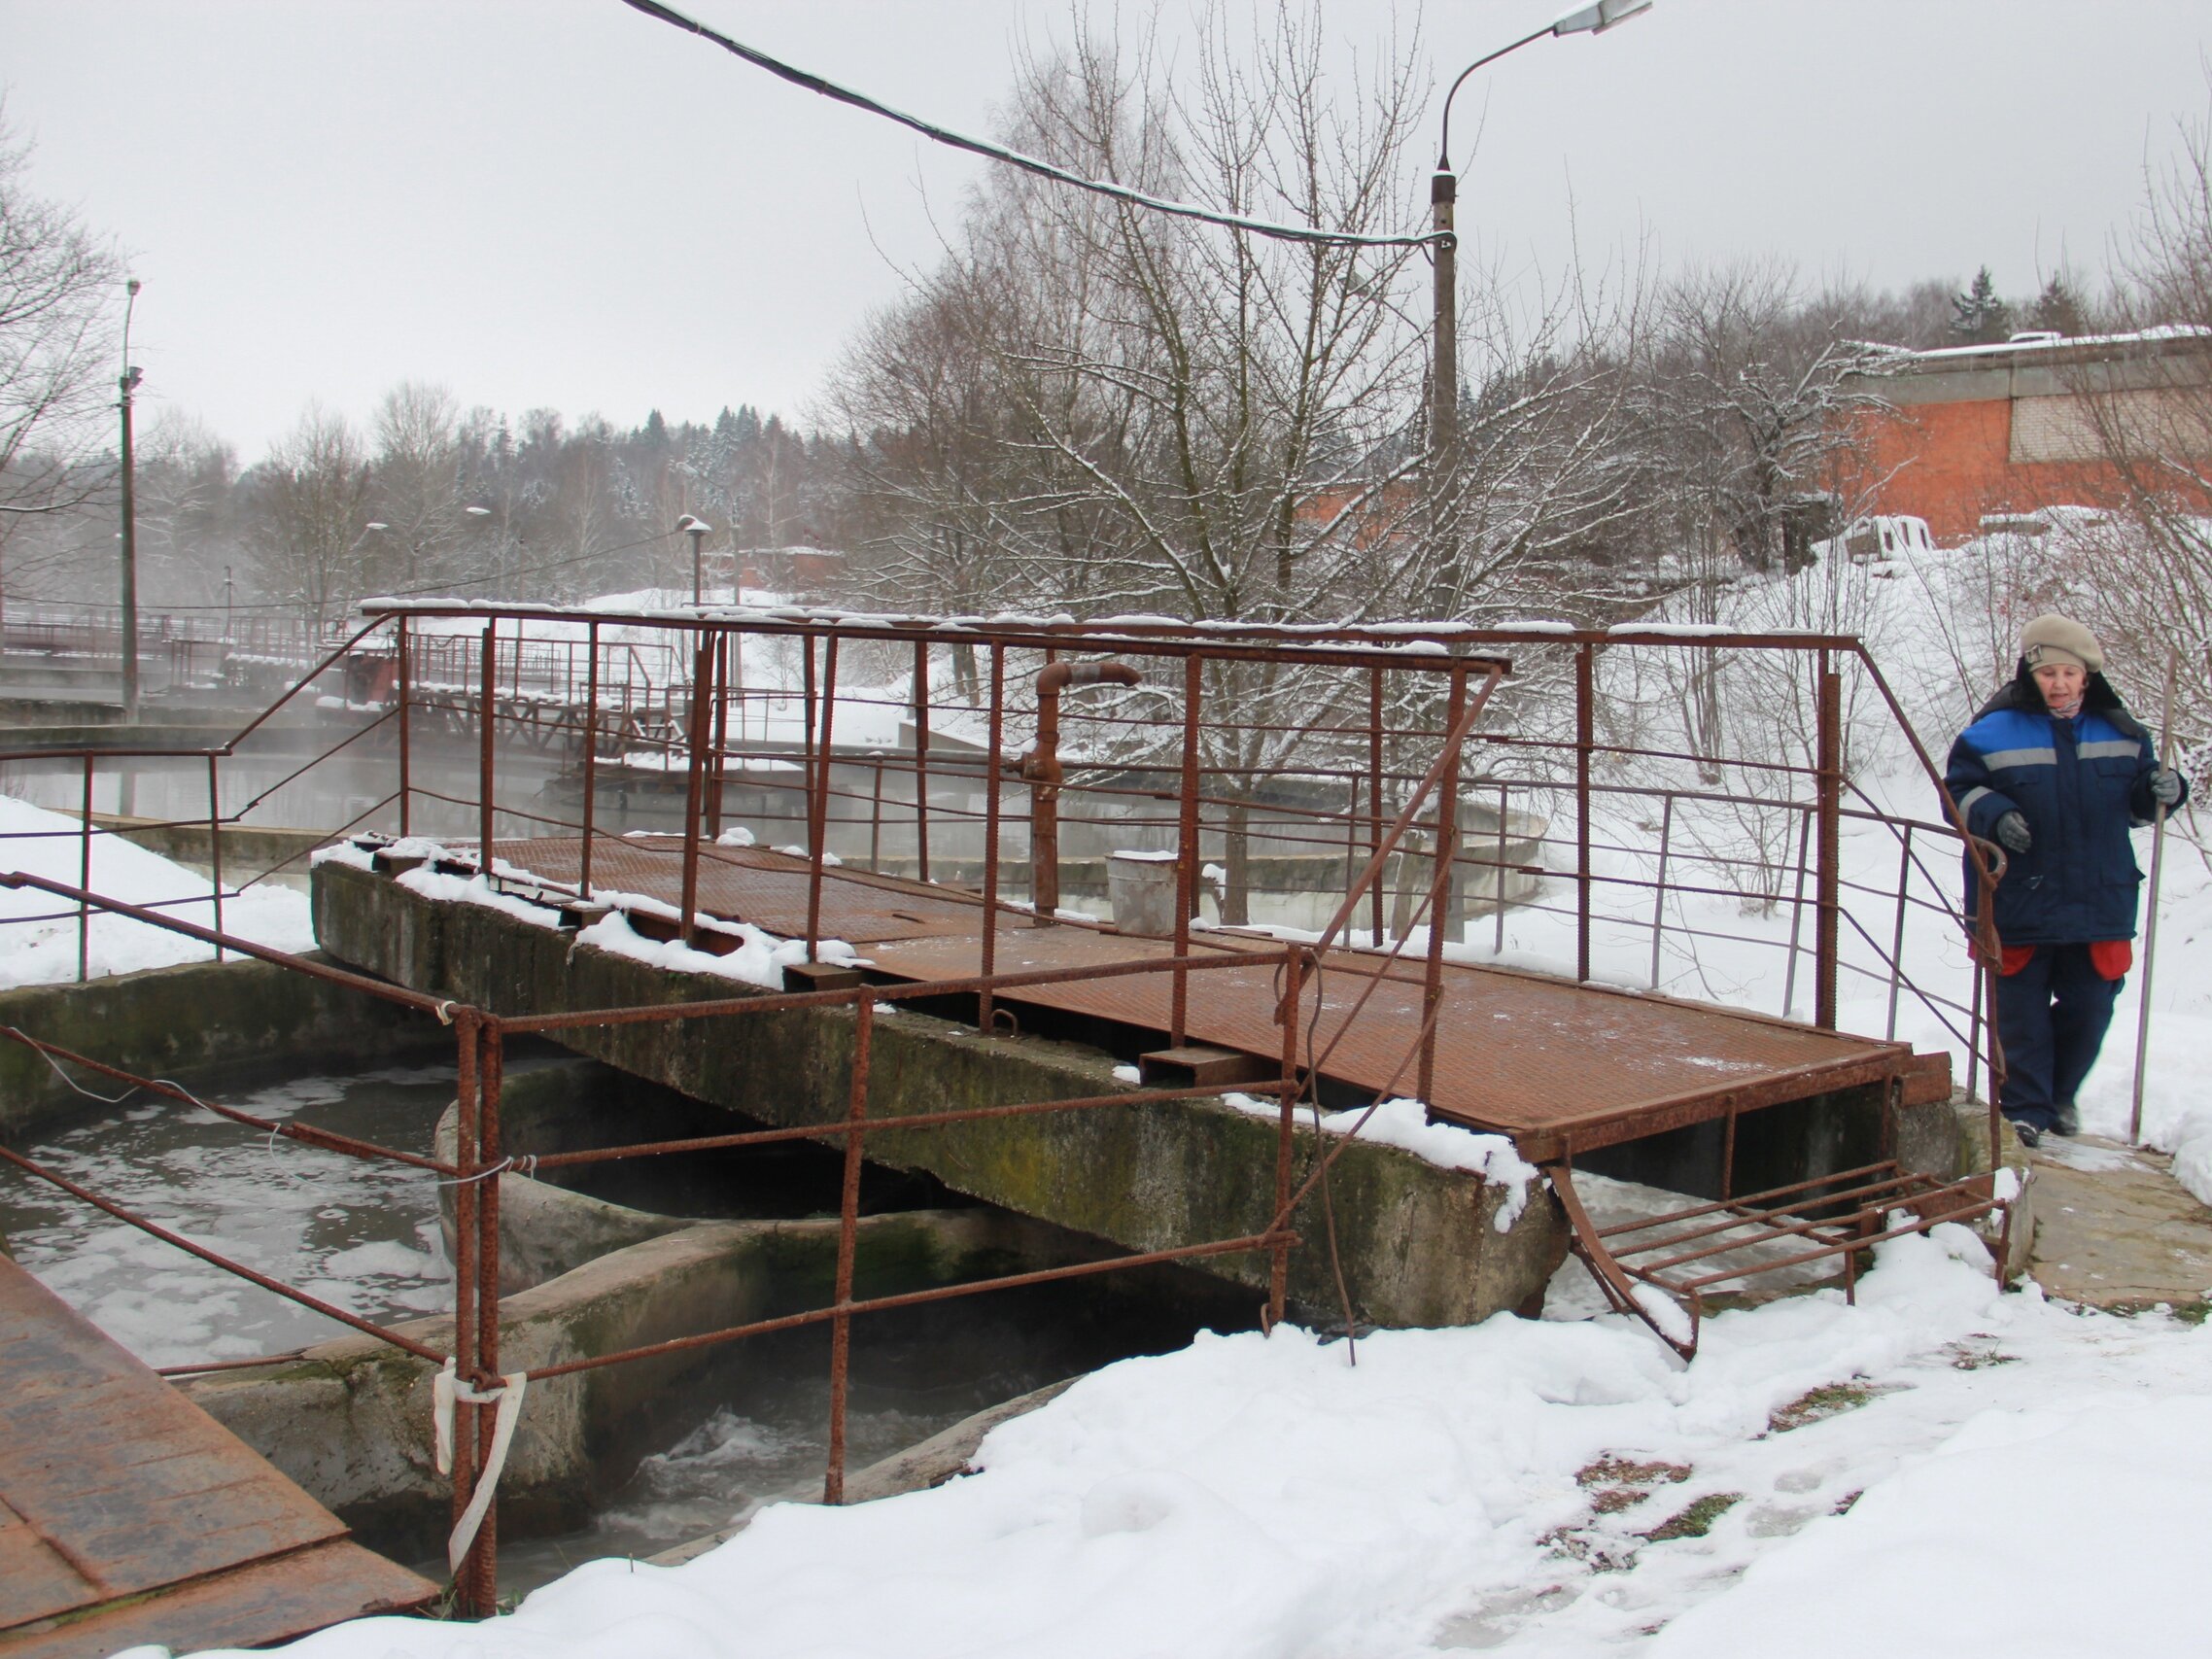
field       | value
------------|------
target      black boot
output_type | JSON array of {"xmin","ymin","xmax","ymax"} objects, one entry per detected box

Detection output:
[{"xmin": 2052, "ymin": 1101, "xmax": 2080, "ymax": 1137}]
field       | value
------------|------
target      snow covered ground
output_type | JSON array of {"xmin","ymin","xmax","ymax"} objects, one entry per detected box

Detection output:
[
  {"xmin": 194, "ymin": 1231, "xmax": 2206, "ymax": 1658},
  {"xmin": 0, "ymin": 794, "xmax": 314, "ymax": 988}
]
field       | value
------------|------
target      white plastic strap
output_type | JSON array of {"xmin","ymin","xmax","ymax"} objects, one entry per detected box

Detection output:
[{"xmin": 432, "ymin": 1356, "xmax": 529, "ymax": 1574}]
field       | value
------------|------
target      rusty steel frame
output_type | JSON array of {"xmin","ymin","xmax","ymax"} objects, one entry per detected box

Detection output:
[{"xmin": 2, "ymin": 601, "xmax": 2038, "ymax": 1617}]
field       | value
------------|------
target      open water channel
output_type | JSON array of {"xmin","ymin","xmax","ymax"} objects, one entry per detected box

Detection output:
[{"xmin": 0, "ymin": 1047, "xmax": 1250, "ymax": 1595}]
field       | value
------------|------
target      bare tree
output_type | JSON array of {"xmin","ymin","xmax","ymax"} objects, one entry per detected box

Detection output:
[
  {"xmin": 244, "ymin": 403, "xmax": 373, "ymax": 629},
  {"xmin": 0, "ymin": 105, "xmax": 123, "ymax": 610},
  {"xmin": 367, "ymin": 380, "xmax": 467, "ymax": 592}
]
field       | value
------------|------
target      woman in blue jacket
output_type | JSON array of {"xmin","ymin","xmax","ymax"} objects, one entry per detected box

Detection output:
[{"xmin": 1945, "ymin": 614, "xmax": 2187, "ymax": 1146}]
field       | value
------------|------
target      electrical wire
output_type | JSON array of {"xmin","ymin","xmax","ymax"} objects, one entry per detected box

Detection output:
[{"xmin": 619, "ymin": 0, "xmax": 1444, "ymax": 252}]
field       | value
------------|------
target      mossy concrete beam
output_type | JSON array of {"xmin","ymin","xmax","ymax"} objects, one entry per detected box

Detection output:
[{"xmin": 313, "ymin": 862, "xmax": 1569, "ymax": 1330}]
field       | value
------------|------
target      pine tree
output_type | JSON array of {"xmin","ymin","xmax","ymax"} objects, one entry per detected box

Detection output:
[
  {"xmin": 2026, "ymin": 273, "xmax": 2085, "ymax": 336},
  {"xmin": 1949, "ymin": 266, "xmax": 2015, "ymax": 344}
]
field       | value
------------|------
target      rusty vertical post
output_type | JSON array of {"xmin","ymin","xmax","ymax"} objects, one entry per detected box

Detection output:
[
  {"xmin": 869, "ymin": 755, "xmax": 884, "ymax": 872},
  {"xmin": 677, "ymin": 634, "xmax": 713, "ymax": 946},
  {"xmin": 1367, "ymin": 666, "xmax": 1385, "ymax": 947},
  {"xmin": 913, "ymin": 639, "xmax": 931, "ymax": 883},
  {"xmin": 1575, "ymin": 643, "xmax": 1594, "ymax": 985},
  {"xmin": 465, "ymin": 1021, "xmax": 504, "ymax": 1612},
  {"xmin": 824, "ymin": 987, "xmax": 873, "ymax": 1505},
  {"xmin": 207, "ymin": 755, "xmax": 224, "ymax": 961},
  {"xmin": 706, "ymin": 630, "xmax": 730, "ymax": 842},
  {"xmin": 1493, "ymin": 779, "xmax": 1509, "ymax": 955},
  {"xmin": 447, "ymin": 1008, "xmax": 484, "ymax": 1615},
  {"xmin": 1171, "ymin": 653, "xmax": 1201, "ymax": 1047},
  {"xmin": 806, "ymin": 635, "xmax": 840, "ymax": 961},
  {"xmin": 397, "ymin": 614, "xmax": 411, "ymax": 839},
  {"xmin": 1269, "ymin": 946, "xmax": 1305, "ymax": 1329},
  {"xmin": 1885, "ymin": 824, "xmax": 1913, "ymax": 1041},
  {"xmin": 1417, "ymin": 665, "xmax": 1468, "ymax": 1105},
  {"xmin": 1648, "ymin": 792, "xmax": 1673, "ymax": 990},
  {"xmin": 1815, "ymin": 657, "xmax": 1842, "ymax": 1029},
  {"xmin": 1782, "ymin": 808, "xmax": 1814, "ymax": 1019},
  {"xmin": 979, "ymin": 643, "xmax": 1005, "ymax": 1035},
  {"xmin": 578, "ymin": 621, "xmax": 600, "ymax": 898},
  {"xmin": 800, "ymin": 634, "xmax": 817, "ymax": 852},
  {"xmin": 1964, "ymin": 958, "xmax": 1983, "ymax": 1104},
  {"xmin": 477, "ymin": 624, "xmax": 497, "ymax": 870},
  {"xmin": 78, "ymin": 754, "xmax": 93, "ymax": 983}
]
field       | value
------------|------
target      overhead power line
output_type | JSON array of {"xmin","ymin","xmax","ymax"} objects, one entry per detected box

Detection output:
[{"xmin": 619, "ymin": 0, "xmax": 1440, "ymax": 251}]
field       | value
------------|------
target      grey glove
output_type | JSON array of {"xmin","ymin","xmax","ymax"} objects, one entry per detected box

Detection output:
[
  {"xmin": 2151, "ymin": 768, "xmax": 2184, "ymax": 807},
  {"xmin": 1994, "ymin": 811, "xmax": 2032, "ymax": 854}
]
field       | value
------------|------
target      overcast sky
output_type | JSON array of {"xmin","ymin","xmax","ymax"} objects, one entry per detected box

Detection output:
[{"xmin": 6, "ymin": 0, "xmax": 2209, "ymax": 458}]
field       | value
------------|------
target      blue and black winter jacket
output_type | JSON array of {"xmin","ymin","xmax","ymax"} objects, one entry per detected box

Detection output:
[{"xmin": 1945, "ymin": 666, "xmax": 2187, "ymax": 945}]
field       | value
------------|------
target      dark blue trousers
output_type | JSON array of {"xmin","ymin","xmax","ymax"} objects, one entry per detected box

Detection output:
[{"xmin": 1992, "ymin": 944, "xmax": 2123, "ymax": 1131}]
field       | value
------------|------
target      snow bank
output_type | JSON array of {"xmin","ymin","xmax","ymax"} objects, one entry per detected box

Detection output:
[
  {"xmin": 1223, "ymin": 1094, "xmax": 1538, "ymax": 1228},
  {"xmin": 242, "ymin": 1237, "xmax": 2212, "ymax": 1659},
  {"xmin": 1647, "ymin": 1393, "xmax": 2212, "ymax": 1657},
  {"xmin": 0, "ymin": 794, "xmax": 314, "ymax": 988}
]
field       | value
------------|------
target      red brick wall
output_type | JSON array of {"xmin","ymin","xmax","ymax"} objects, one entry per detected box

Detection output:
[{"xmin": 1840, "ymin": 397, "xmax": 2182, "ymax": 545}]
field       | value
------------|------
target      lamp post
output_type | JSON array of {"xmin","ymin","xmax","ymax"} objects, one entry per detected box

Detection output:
[
  {"xmin": 119, "ymin": 278, "xmax": 143, "ymax": 719},
  {"xmin": 1428, "ymin": 0, "xmax": 1650, "ymax": 615},
  {"xmin": 678, "ymin": 515, "xmax": 711, "ymax": 605}
]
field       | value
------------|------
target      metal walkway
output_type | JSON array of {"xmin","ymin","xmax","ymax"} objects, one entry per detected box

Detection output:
[
  {"xmin": 483, "ymin": 836, "xmax": 1929, "ymax": 1161},
  {"xmin": 0, "ymin": 1257, "xmax": 434, "ymax": 1658}
]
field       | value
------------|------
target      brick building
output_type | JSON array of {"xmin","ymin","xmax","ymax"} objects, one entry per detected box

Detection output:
[{"xmin": 1836, "ymin": 328, "xmax": 2212, "ymax": 544}]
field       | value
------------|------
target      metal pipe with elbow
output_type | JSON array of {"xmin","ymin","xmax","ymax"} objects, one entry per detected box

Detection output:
[{"xmin": 1020, "ymin": 660, "xmax": 1140, "ymax": 921}]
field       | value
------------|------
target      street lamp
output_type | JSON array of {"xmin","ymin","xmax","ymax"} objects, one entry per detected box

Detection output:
[
  {"xmin": 1427, "ymin": 0, "xmax": 1650, "ymax": 614},
  {"xmin": 119, "ymin": 278, "xmax": 144, "ymax": 719},
  {"xmin": 677, "ymin": 515, "xmax": 711, "ymax": 605}
]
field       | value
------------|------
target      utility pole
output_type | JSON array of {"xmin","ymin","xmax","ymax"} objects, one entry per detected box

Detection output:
[
  {"xmin": 680, "ymin": 515, "xmax": 710, "ymax": 605},
  {"xmin": 1428, "ymin": 0, "xmax": 1652, "ymax": 617},
  {"xmin": 119, "ymin": 278, "xmax": 143, "ymax": 720},
  {"xmin": 1426, "ymin": 169, "xmax": 1458, "ymax": 620}
]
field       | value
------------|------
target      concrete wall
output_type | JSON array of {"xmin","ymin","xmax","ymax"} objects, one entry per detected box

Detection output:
[
  {"xmin": 313, "ymin": 862, "xmax": 1570, "ymax": 1331},
  {"xmin": 182, "ymin": 1207, "xmax": 1087, "ymax": 1562},
  {"xmin": 0, "ymin": 954, "xmax": 434, "ymax": 1142}
]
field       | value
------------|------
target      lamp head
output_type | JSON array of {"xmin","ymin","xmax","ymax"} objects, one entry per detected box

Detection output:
[
  {"xmin": 126, "ymin": 277, "xmax": 141, "ymax": 297},
  {"xmin": 1552, "ymin": 0, "xmax": 1653, "ymax": 35}
]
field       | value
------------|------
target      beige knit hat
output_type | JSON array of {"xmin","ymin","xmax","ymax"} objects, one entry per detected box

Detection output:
[{"xmin": 2020, "ymin": 612, "xmax": 2104, "ymax": 674}]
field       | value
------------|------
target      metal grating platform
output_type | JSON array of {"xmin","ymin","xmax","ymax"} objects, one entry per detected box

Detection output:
[
  {"xmin": 480, "ymin": 837, "xmax": 1918, "ymax": 1160},
  {"xmin": 0, "ymin": 1258, "xmax": 435, "ymax": 1658}
]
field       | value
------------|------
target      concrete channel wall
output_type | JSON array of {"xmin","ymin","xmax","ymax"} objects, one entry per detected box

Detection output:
[
  {"xmin": 312, "ymin": 861, "xmax": 1572, "ymax": 1331},
  {"xmin": 0, "ymin": 954, "xmax": 432, "ymax": 1142}
]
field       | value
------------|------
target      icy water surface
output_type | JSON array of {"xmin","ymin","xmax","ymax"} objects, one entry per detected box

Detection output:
[
  {"xmin": 0, "ymin": 1058, "xmax": 464, "ymax": 1366},
  {"xmin": 492, "ymin": 1279, "xmax": 1231, "ymax": 1595},
  {"xmin": 2, "ymin": 1051, "xmax": 1254, "ymax": 1597}
]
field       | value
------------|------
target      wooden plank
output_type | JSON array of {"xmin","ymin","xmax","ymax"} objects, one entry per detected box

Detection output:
[
  {"xmin": 0, "ymin": 1538, "xmax": 436, "ymax": 1659},
  {"xmin": 0, "ymin": 1260, "xmax": 345, "ymax": 1608}
]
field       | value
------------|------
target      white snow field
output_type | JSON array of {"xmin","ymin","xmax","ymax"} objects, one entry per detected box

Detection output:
[
  {"xmin": 183, "ymin": 1232, "xmax": 2207, "ymax": 1659},
  {"xmin": 0, "ymin": 793, "xmax": 314, "ymax": 989}
]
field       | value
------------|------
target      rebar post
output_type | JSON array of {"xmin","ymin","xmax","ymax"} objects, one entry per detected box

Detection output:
[
  {"xmin": 980, "ymin": 644, "xmax": 1005, "ymax": 1034},
  {"xmin": 1575, "ymin": 644, "xmax": 1594, "ymax": 983},
  {"xmin": 677, "ymin": 635, "xmax": 713, "ymax": 945},
  {"xmin": 477, "ymin": 624, "xmax": 497, "ymax": 867},
  {"xmin": 824, "ymin": 987, "xmax": 873, "ymax": 1504},
  {"xmin": 1418, "ymin": 665, "xmax": 1467, "ymax": 1104},
  {"xmin": 1172, "ymin": 653, "xmax": 1201, "ymax": 1045},
  {"xmin": 806, "ymin": 634, "xmax": 840, "ymax": 960}
]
